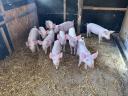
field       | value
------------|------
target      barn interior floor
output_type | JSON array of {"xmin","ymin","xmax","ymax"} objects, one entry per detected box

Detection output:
[{"xmin": 0, "ymin": 36, "xmax": 128, "ymax": 96}]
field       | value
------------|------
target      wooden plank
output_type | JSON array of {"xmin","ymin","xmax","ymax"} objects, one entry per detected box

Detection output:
[
  {"xmin": 0, "ymin": 8, "xmax": 36, "ymax": 26},
  {"xmin": 41, "ymin": 13, "xmax": 78, "ymax": 15},
  {"xmin": 64, "ymin": 0, "xmax": 66, "ymax": 21},
  {"xmin": 0, "ymin": 0, "xmax": 4, "ymax": 12},
  {"xmin": 0, "ymin": 1, "xmax": 14, "ymax": 51},
  {"xmin": 77, "ymin": 0, "xmax": 83, "ymax": 34},
  {"xmin": 1, "ymin": 0, "xmax": 33, "ymax": 11},
  {"xmin": 0, "ymin": 21, "xmax": 5, "ymax": 26},
  {"xmin": 83, "ymin": 6, "xmax": 127, "ymax": 11},
  {"xmin": 0, "ymin": 30, "xmax": 9, "ymax": 59},
  {"xmin": 4, "ymin": 3, "xmax": 38, "ymax": 48},
  {"xmin": 0, "ymin": 27, "xmax": 12, "ymax": 54}
]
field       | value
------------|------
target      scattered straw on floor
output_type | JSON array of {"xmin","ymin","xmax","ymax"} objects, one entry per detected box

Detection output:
[{"xmin": 0, "ymin": 36, "xmax": 127, "ymax": 96}]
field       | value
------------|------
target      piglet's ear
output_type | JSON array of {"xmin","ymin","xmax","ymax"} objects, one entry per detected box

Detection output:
[
  {"xmin": 92, "ymin": 51, "xmax": 98, "ymax": 59},
  {"xmin": 33, "ymin": 41, "xmax": 38, "ymax": 45},
  {"xmin": 77, "ymin": 35, "xmax": 81, "ymax": 40},
  {"xmin": 57, "ymin": 34, "xmax": 60, "ymax": 40},
  {"xmin": 72, "ymin": 20, "xmax": 74, "ymax": 24},
  {"xmin": 59, "ymin": 52, "xmax": 63, "ymax": 58},
  {"xmin": 109, "ymin": 31, "xmax": 115, "ymax": 34},
  {"xmin": 65, "ymin": 35, "xmax": 67, "ymax": 40},
  {"xmin": 46, "ymin": 30, "xmax": 50, "ymax": 34},
  {"xmin": 49, "ymin": 52, "xmax": 52, "ymax": 59},
  {"xmin": 26, "ymin": 42, "xmax": 29, "ymax": 47},
  {"xmin": 66, "ymin": 34, "xmax": 70, "ymax": 40},
  {"xmin": 45, "ymin": 30, "xmax": 48, "ymax": 34},
  {"xmin": 38, "ymin": 40, "xmax": 42, "ymax": 45},
  {"xmin": 33, "ymin": 26, "xmax": 36, "ymax": 28},
  {"xmin": 53, "ymin": 24, "xmax": 56, "ymax": 28},
  {"xmin": 81, "ymin": 37, "xmax": 85, "ymax": 40},
  {"xmin": 43, "ymin": 30, "xmax": 47, "ymax": 35},
  {"xmin": 47, "ymin": 40, "xmax": 51, "ymax": 46},
  {"xmin": 104, "ymin": 31, "xmax": 109, "ymax": 35},
  {"xmin": 38, "ymin": 30, "xmax": 42, "ymax": 34}
]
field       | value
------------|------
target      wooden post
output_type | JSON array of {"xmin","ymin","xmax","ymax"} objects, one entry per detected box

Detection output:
[
  {"xmin": 0, "ymin": 28, "xmax": 12, "ymax": 54},
  {"xmin": 77, "ymin": 0, "xmax": 83, "ymax": 34},
  {"xmin": 120, "ymin": 8, "xmax": 128, "ymax": 42},
  {"xmin": 64, "ymin": 0, "xmax": 66, "ymax": 21}
]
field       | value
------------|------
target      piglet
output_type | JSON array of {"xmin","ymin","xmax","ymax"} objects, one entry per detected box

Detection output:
[
  {"xmin": 54, "ymin": 20, "xmax": 74, "ymax": 33},
  {"xmin": 77, "ymin": 38, "xmax": 98, "ymax": 69},
  {"xmin": 66, "ymin": 27, "xmax": 81, "ymax": 55},
  {"xmin": 45, "ymin": 20, "xmax": 55, "ymax": 30},
  {"xmin": 49, "ymin": 40, "xmax": 63, "ymax": 69},
  {"xmin": 26, "ymin": 26, "xmax": 39, "ymax": 53},
  {"xmin": 38, "ymin": 27, "xmax": 48, "ymax": 39},
  {"xmin": 87, "ymin": 23, "xmax": 115, "ymax": 43},
  {"xmin": 38, "ymin": 30, "xmax": 55, "ymax": 54},
  {"xmin": 57, "ymin": 31, "xmax": 67, "ymax": 51}
]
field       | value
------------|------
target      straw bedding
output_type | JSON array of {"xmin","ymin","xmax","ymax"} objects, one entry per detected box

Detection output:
[{"xmin": 0, "ymin": 36, "xmax": 127, "ymax": 96}]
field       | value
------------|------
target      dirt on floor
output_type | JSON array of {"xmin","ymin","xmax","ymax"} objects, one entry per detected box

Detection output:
[{"xmin": 0, "ymin": 36, "xmax": 127, "ymax": 96}]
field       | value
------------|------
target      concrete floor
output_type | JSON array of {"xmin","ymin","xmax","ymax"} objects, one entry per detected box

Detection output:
[{"xmin": 0, "ymin": 36, "xmax": 127, "ymax": 96}]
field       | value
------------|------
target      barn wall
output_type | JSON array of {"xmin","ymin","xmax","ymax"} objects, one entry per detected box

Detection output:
[
  {"xmin": 36, "ymin": 0, "xmax": 128, "ymax": 33},
  {"xmin": 36, "ymin": 0, "xmax": 64, "ymax": 26},
  {"xmin": 0, "ymin": 0, "xmax": 38, "ymax": 59},
  {"xmin": 66, "ymin": 0, "xmax": 78, "ymax": 28},
  {"xmin": 36, "ymin": 0, "xmax": 78, "ymax": 28},
  {"xmin": 81, "ymin": 0, "xmax": 128, "ymax": 33},
  {"xmin": 0, "ymin": 1, "xmax": 13, "ymax": 59},
  {"xmin": 4, "ymin": 2, "xmax": 38, "ymax": 48}
]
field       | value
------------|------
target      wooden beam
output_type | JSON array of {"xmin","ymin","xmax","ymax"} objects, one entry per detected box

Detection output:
[
  {"xmin": 83, "ymin": 6, "xmax": 127, "ymax": 11},
  {"xmin": 77, "ymin": 0, "xmax": 83, "ymax": 34},
  {"xmin": 120, "ymin": 9, "xmax": 128, "ymax": 45},
  {"xmin": 0, "ymin": 7, "xmax": 36, "ymax": 26},
  {"xmin": 0, "ymin": 28, "xmax": 12, "ymax": 55},
  {"xmin": 64, "ymin": 0, "xmax": 66, "ymax": 21}
]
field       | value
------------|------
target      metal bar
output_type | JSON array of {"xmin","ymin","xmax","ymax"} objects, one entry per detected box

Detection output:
[{"xmin": 83, "ymin": 6, "xmax": 127, "ymax": 11}]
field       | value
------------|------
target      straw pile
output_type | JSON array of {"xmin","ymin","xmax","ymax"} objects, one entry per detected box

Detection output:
[{"xmin": 0, "ymin": 36, "xmax": 127, "ymax": 96}]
